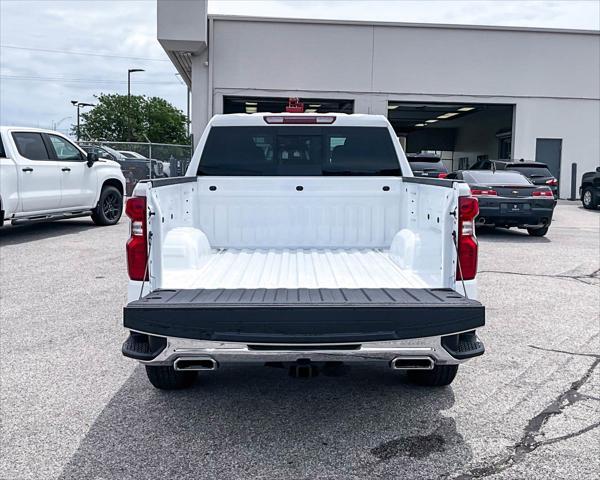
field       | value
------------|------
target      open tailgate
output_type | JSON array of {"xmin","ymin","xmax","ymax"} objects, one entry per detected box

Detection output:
[{"xmin": 124, "ymin": 288, "xmax": 484, "ymax": 343}]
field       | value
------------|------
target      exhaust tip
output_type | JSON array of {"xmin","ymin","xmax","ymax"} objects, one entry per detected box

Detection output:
[
  {"xmin": 174, "ymin": 357, "xmax": 218, "ymax": 371},
  {"xmin": 391, "ymin": 357, "xmax": 434, "ymax": 370}
]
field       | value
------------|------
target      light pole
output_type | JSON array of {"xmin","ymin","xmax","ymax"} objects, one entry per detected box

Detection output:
[
  {"xmin": 52, "ymin": 116, "xmax": 71, "ymax": 131},
  {"xmin": 71, "ymin": 101, "xmax": 94, "ymax": 141},
  {"xmin": 127, "ymin": 68, "xmax": 145, "ymax": 141}
]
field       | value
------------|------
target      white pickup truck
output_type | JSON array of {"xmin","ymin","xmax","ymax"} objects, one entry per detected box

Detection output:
[
  {"xmin": 122, "ymin": 113, "xmax": 485, "ymax": 390},
  {"xmin": 0, "ymin": 127, "xmax": 125, "ymax": 226}
]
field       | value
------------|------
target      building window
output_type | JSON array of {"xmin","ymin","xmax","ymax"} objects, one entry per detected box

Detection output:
[{"xmin": 223, "ymin": 96, "xmax": 354, "ymax": 114}]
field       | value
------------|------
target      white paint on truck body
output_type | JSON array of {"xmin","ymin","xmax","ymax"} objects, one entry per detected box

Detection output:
[
  {"xmin": 0, "ymin": 126, "xmax": 125, "ymax": 221},
  {"xmin": 131, "ymin": 113, "xmax": 476, "ymax": 301}
]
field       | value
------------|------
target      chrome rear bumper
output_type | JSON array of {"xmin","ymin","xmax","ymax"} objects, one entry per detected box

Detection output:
[{"xmin": 125, "ymin": 330, "xmax": 484, "ymax": 368}]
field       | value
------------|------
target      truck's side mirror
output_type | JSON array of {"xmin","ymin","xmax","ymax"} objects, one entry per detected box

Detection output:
[
  {"xmin": 87, "ymin": 152, "xmax": 99, "ymax": 167},
  {"xmin": 596, "ymin": 166, "xmax": 600, "ymax": 173}
]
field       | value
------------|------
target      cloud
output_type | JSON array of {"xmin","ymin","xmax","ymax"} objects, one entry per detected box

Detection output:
[
  {"xmin": 1, "ymin": 0, "xmax": 598, "ymax": 134},
  {"xmin": 210, "ymin": 0, "xmax": 600, "ymax": 30},
  {"xmin": 0, "ymin": 0, "xmax": 183, "ymax": 133}
]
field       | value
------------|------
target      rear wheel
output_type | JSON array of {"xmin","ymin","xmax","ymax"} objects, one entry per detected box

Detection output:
[
  {"xmin": 582, "ymin": 187, "xmax": 598, "ymax": 210},
  {"xmin": 408, "ymin": 364, "xmax": 458, "ymax": 387},
  {"xmin": 145, "ymin": 365, "xmax": 197, "ymax": 390},
  {"xmin": 527, "ymin": 225, "xmax": 549, "ymax": 236},
  {"xmin": 91, "ymin": 186, "xmax": 123, "ymax": 226}
]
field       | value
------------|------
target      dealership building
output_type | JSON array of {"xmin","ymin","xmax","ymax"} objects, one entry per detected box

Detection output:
[{"xmin": 158, "ymin": 0, "xmax": 600, "ymax": 198}]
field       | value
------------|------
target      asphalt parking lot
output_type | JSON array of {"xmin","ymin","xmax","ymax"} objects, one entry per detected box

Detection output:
[{"xmin": 1, "ymin": 201, "xmax": 598, "ymax": 480}]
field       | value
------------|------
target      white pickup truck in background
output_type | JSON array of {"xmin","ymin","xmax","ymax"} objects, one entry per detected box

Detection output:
[
  {"xmin": 0, "ymin": 127, "xmax": 125, "ymax": 226},
  {"xmin": 122, "ymin": 113, "xmax": 485, "ymax": 390}
]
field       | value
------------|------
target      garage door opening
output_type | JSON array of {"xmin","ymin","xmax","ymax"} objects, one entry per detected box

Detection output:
[
  {"xmin": 223, "ymin": 96, "xmax": 354, "ymax": 115},
  {"xmin": 387, "ymin": 102, "xmax": 514, "ymax": 171}
]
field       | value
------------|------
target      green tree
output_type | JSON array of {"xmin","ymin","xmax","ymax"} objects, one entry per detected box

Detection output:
[{"xmin": 76, "ymin": 93, "xmax": 188, "ymax": 144}]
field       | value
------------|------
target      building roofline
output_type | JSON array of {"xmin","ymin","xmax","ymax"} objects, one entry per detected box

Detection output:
[{"xmin": 207, "ymin": 14, "xmax": 600, "ymax": 36}]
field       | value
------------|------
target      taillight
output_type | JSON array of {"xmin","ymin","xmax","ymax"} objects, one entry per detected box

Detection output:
[
  {"xmin": 438, "ymin": 173, "xmax": 448, "ymax": 179},
  {"xmin": 263, "ymin": 116, "xmax": 336, "ymax": 124},
  {"xmin": 546, "ymin": 178, "xmax": 558, "ymax": 186},
  {"xmin": 532, "ymin": 189, "xmax": 554, "ymax": 197},
  {"xmin": 125, "ymin": 196, "xmax": 148, "ymax": 281},
  {"xmin": 471, "ymin": 188, "xmax": 497, "ymax": 196},
  {"xmin": 456, "ymin": 196, "xmax": 479, "ymax": 281}
]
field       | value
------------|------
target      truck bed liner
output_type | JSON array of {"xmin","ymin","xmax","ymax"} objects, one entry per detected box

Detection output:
[{"xmin": 124, "ymin": 288, "xmax": 484, "ymax": 343}]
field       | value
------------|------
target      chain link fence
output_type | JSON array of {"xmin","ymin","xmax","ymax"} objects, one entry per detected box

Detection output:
[{"xmin": 78, "ymin": 141, "xmax": 193, "ymax": 196}]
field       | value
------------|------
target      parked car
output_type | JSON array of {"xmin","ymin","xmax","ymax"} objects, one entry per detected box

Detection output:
[
  {"xmin": 406, "ymin": 153, "xmax": 448, "ymax": 178},
  {"xmin": 468, "ymin": 160, "xmax": 559, "ymax": 198},
  {"xmin": 580, "ymin": 166, "xmax": 600, "ymax": 209},
  {"xmin": 119, "ymin": 150, "xmax": 146, "ymax": 159},
  {"xmin": 119, "ymin": 150, "xmax": 170, "ymax": 177},
  {"xmin": 0, "ymin": 127, "xmax": 125, "ymax": 226},
  {"xmin": 81, "ymin": 145, "xmax": 139, "ymax": 196},
  {"xmin": 504, "ymin": 162, "xmax": 558, "ymax": 197},
  {"xmin": 81, "ymin": 145, "xmax": 167, "ymax": 196},
  {"xmin": 121, "ymin": 113, "xmax": 485, "ymax": 390},
  {"xmin": 447, "ymin": 169, "xmax": 555, "ymax": 236},
  {"xmin": 81, "ymin": 144, "xmax": 128, "ymax": 163}
]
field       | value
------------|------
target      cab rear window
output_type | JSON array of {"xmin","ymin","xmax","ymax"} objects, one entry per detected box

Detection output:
[{"xmin": 198, "ymin": 126, "xmax": 401, "ymax": 176}]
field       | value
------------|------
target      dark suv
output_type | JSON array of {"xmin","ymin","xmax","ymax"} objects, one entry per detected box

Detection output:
[
  {"xmin": 469, "ymin": 160, "xmax": 558, "ymax": 198},
  {"xmin": 407, "ymin": 153, "xmax": 449, "ymax": 178},
  {"xmin": 580, "ymin": 167, "xmax": 600, "ymax": 209}
]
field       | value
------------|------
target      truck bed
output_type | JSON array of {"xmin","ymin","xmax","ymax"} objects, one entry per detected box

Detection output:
[
  {"xmin": 162, "ymin": 248, "xmax": 431, "ymax": 290},
  {"xmin": 124, "ymin": 286, "xmax": 484, "ymax": 343}
]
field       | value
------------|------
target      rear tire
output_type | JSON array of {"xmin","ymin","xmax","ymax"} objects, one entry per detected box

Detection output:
[
  {"xmin": 582, "ymin": 187, "xmax": 598, "ymax": 210},
  {"xmin": 145, "ymin": 365, "xmax": 197, "ymax": 390},
  {"xmin": 527, "ymin": 225, "xmax": 549, "ymax": 236},
  {"xmin": 91, "ymin": 186, "xmax": 123, "ymax": 226},
  {"xmin": 408, "ymin": 364, "xmax": 458, "ymax": 387}
]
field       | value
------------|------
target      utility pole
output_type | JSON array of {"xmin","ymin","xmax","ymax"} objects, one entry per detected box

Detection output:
[
  {"xmin": 71, "ymin": 101, "xmax": 94, "ymax": 141},
  {"xmin": 127, "ymin": 68, "xmax": 145, "ymax": 142}
]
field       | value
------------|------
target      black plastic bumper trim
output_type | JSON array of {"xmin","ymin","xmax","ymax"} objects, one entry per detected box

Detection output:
[
  {"xmin": 122, "ymin": 332, "xmax": 167, "ymax": 361},
  {"xmin": 441, "ymin": 331, "xmax": 485, "ymax": 360}
]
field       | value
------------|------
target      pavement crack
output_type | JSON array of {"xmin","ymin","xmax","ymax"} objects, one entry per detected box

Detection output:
[
  {"xmin": 447, "ymin": 358, "xmax": 600, "ymax": 479},
  {"xmin": 536, "ymin": 421, "xmax": 600, "ymax": 447},
  {"xmin": 528, "ymin": 344, "xmax": 600, "ymax": 359},
  {"xmin": 478, "ymin": 269, "xmax": 600, "ymax": 285}
]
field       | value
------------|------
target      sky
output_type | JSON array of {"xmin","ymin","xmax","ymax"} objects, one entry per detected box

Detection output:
[{"xmin": 1, "ymin": 0, "xmax": 598, "ymax": 135}]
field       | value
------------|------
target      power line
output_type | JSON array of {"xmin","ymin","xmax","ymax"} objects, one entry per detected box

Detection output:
[
  {"xmin": 0, "ymin": 44, "xmax": 169, "ymax": 62},
  {"xmin": 0, "ymin": 74, "xmax": 180, "ymax": 85}
]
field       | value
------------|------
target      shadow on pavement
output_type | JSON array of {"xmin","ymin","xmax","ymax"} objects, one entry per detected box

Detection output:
[
  {"xmin": 60, "ymin": 365, "xmax": 471, "ymax": 479},
  {"xmin": 576, "ymin": 205, "xmax": 600, "ymax": 213},
  {"xmin": 0, "ymin": 220, "xmax": 99, "ymax": 246},
  {"xmin": 476, "ymin": 226, "xmax": 551, "ymax": 244}
]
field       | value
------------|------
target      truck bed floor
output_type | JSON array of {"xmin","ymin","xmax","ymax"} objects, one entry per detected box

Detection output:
[{"xmin": 163, "ymin": 248, "xmax": 432, "ymax": 290}]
